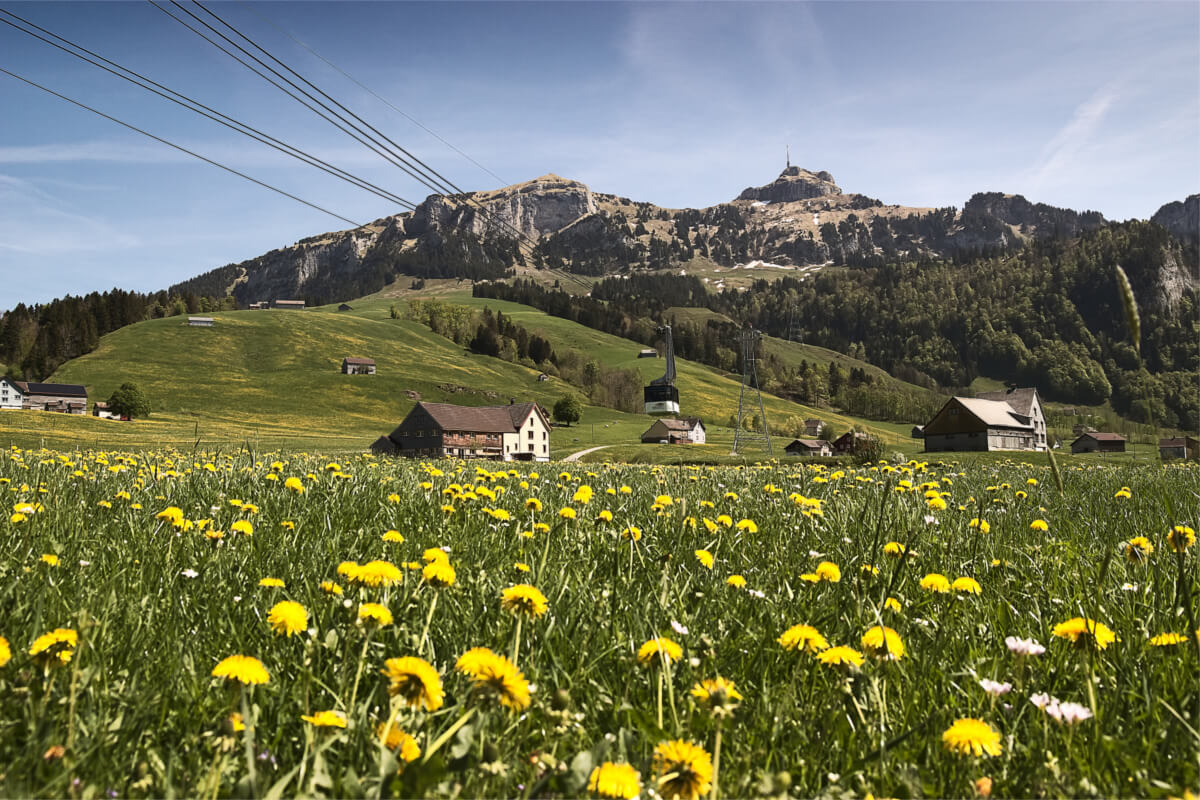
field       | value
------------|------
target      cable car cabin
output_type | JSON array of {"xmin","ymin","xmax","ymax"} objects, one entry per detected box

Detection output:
[{"xmin": 644, "ymin": 384, "xmax": 680, "ymax": 416}]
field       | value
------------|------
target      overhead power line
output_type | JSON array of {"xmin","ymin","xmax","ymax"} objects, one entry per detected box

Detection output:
[
  {"xmin": 0, "ymin": 66, "xmax": 365, "ymax": 229},
  {"xmin": 155, "ymin": 0, "xmax": 544, "ymax": 261},
  {"xmin": 0, "ymin": 7, "xmax": 417, "ymax": 213}
]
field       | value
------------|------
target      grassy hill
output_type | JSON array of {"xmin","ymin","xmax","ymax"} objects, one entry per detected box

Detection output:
[{"xmin": 0, "ymin": 295, "xmax": 916, "ymax": 455}]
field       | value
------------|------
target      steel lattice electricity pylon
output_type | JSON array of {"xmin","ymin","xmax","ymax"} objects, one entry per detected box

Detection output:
[{"xmin": 732, "ymin": 326, "xmax": 772, "ymax": 456}]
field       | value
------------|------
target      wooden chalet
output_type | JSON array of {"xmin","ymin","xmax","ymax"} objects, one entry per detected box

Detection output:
[
  {"xmin": 1070, "ymin": 432, "xmax": 1126, "ymax": 454},
  {"xmin": 641, "ymin": 418, "xmax": 706, "ymax": 445},
  {"xmin": 803, "ymin": 419, "xmax": 823, "ymax": 437},
  {"xmin": 923, "ymin": 388, "xmax": 1047, "ymax": 453},
  {"xmin": 832, "ymin": 431, "xmax": 871, "ymax": 454},
  {"xmin": 187, "ymin": 316, "xmax": 214, "ymax": 327},
  {"xmin": 274, "ymin": 299, "xmax": 305, "ymax": 310},
  {"xmin": 337, "ymin": 303, "xmax": 353, "ymax": 311},
  {"xmin": 342, "ymin": 357, "xmax": 377, "ymax": 375},
  {"xmin": 784, "ymin": 438, "xmax": 832, "ymax": 457},
  {"xmin": 93, "ymin": 401, "xmax": 121, "ymax": 420},
  {"xmin": 372, "ymin": 401, "xmax": 552, "ymax": 461},
  {"xmin": 637, "ymin": 349, "xmax": 658, "ymax": 358},
  {"xmin": 1159, "ymin": 436, "xmax": 1199, "ymax": 461}
]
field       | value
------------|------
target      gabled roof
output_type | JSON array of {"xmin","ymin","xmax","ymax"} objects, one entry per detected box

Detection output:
[
  {"xmin": 394, "ymin": 401, "xmax": 549, "ymax": 437},
  {"xmin": 785, "ymin": 438, "xmax": 828, "ymax": 450},
  {"xmin": 343, "ymin": 357, "xmax": 376, "ymax": 365},
  {"xmin": 23, "ymin": 382, "xmax": 87, "ymax": 397},
  {"xmin": 976, "ymin": 387, "xmax": 1040, "ymax": 417},
  {"xmin": 1074, "ymin": 432, "xmax": 1126, "ymax": 442},
  {"xmin": 656, "ymin": 417, "xmax": 703, "ymax": 431},
  {"xmin": 1159, "ymin": 437, "xmax": 1199, "ymax": 447},
  {"xmin": 953, "ymin": 397, "xmax": 1032, "ymax": 428}
]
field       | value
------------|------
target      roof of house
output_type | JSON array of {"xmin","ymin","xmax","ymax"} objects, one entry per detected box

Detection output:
[
  {"xmin": 22, "ymin": 382, "xmax": 87, "ymax": 397},
  {"xmin": 1075, "ymin": 432, "xmax": 1126, "ymax": 442},
  {"xmin": 785, "ymin": 438, "xmax": 828, "ymax": 450},
  {"xmin": 398, "ymin": 401, "xmax": 548, "ymax": 435},
  {"xmin": 188, "ymin": 316, "xmax": 214, "ymax": 322},
  {"xmin": 953, "ymin": 397, "xmax": 1032, "ymax": 428},
  {"xmin": 976, "ymin": 387, "xmax": 1040, "ymax": 417},
  {"xmin": 1159, "ymin": 437, "xmax": 1199, "ymax": 447},
  {"xmin": 343, "ymin": 357, "xmax": 376, "ymax": 365},
  {"xmin": 804, "ymin": 418, "xmax": 822, "ymax": 425},
  {"xmin": 275, "ymin": 299, "xmax": 305, "ymax": 305},
  {"xmin": 658, "ymin": 417, "xmax": 703, "ymax": 431}
]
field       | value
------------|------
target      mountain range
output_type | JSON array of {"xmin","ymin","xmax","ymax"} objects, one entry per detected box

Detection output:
[{"xmin": 171, "ymin": 167, "xmax": 1198, "ymax": 308}]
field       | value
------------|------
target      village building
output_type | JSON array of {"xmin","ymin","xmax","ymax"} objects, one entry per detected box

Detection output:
[
  {"xmin": 640, "ymin": 418, "xmax": 706, "ymax": 445},
  {"xmin": 536, "ymin": 373, "xmax": 549, "ymax": 382},
  {"xmin": 187, "ymin": 316, "xmax": 214, "ymax": 327},
  {"xmin": 923, "ymin": 388, "xmax": 1047, "ymax": 453},
  {"xmin": 274, "ymin": 299, "xmax": 305, "ymax": 310},
  {"xmin": 93, "ymin": 401, "xmax": 121, "ymax": 420},
  {"xmin": 911, "ymin": 425, "xmax": 925, "ymax": 438},
  {"xmin": 341, "ymin": 357, "xmax": 376, "ymax": 375},
  {"xmin": 1070, "ymin": 432, "xmax": 1126, "ymax": 454},
  {"xmin": 637, "ymin": 348, "xmax": 658, "ymax": 358},
  {"xmin": 1159, "ymin": 436, "xmax": 1199, "ymax": 461},
  {"xmin": 803, "ymin": 419, "xmax": 823, "ymax": 437},
  {"xmin": 248, "ymin": 302, "xmax": 268, "ymax": 310},
  {"xmin": 784, "ymin": 438, "xmax": 832, "ymax": 457},
  {"xmin": 2, "ymin": 381, "xmax": 88, "ymax": 414},
  {"xmin": 337, "ymin": 303, "xmax": 353, "ymax": 311},
  {"xmin": 371, "ymin": 401, "xmax": 552, "ymax": 461},
  {"xmin": 832, "ymin": 431, "xmax": 871, "ymax": 454}
]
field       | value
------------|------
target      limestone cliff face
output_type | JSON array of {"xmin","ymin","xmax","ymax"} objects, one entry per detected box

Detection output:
[
  {"xmin": 737, "ymin": 167, "xmax": 842, "ymax": 203},
  {"xmin": 1152, "ymin": 194, "xmax": 1199, "ymax": 245}
]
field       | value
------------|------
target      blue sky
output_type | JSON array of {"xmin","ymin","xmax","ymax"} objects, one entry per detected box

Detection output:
[{"xmin": 1, "ymin": 1, "xmax": 1197, "ymax": 307}]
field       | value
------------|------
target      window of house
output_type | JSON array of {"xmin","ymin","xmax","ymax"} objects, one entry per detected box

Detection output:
[
  {"xmin": 542, "ymin": 431, "xmax": 547, "ymax": 440},
  {"xmin": 528, "ymin": 430, "xmax": 533, "ymax": 440}
]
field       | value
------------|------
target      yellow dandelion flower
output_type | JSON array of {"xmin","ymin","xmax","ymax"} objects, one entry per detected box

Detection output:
[
  {"xmin": 0, "ymin": 636, "xmax": 10, "ymax": 668},
  {"xmin": 1051, "ymin": 617, "xmax": 1116, "ymax": 650},
  {"xmin": 716, "ymin": 514, "xmax": 733, "ymax": 528},
  {"xmin": 422, "ymin": 560, "xmax": 456, "ymax": 588},
  {"xmin": 1168, "ymin": 525, "xmax": 1195, "ymax": 552},
  {"xmin": 525, "ymin": 497, "xmax": 543, "ymax": 512},
  {"xmin": 258, "ymin": 577, "xmax": 285, "ymax": 588},
  {"xmin": 464, "ymin": 649, "xmax": 532, "ymax": 710},
  {"xmin": 815, "ymin": 561, "xmax": 841, "ymax": 582},
  {"xmin": 623, "ymin": 525, "xmax": 642, "ymax": 541},
  {"xmin": 817, "ymin": 645, "xmax": 865, "ymax": 667},
  {"xmin": 1149, "ymin": 632, "xmax": 1185, "ymax": 647},
  {"xmin": 155, "ymin": 506, "xmax": 184, "ymax": 525},
  {"xmin": 382, "ymin": 656, "xmax": 444, "ymax": 710},
  {"xmin": 352, "ymin": 560, "xmax": 404, "ymax": 587},
  {"xmin": 559, "ymin": 506, "xmax": 577, "ymax": 520},
  {"xmin": 211, "ymin": 654, "xmax": 270, "ymax": 685},
  {"xmin": 883, "ymin": 541, "xmax": 906, "ymax": 557},
  {"xmin": 968, "ymin": 518, "xmax": 991, "ymax": 534},
  {"xmin": 690, "ymin": 676, "xmax": 743, "ymax": 714},
  {"xmin": 952, "ymin": 576, "xmax": 983, "ymax": 595},
  {"xmin": 266, "ymin": 601, "xmax": 308, "ymax": 637},
  {"xmin": 301, "ymin": 710, "xmax": 347, "ymax": 728},
  {"xmin": 500, "ymin": 584, "xmax": 550, "ymax": 618},
  {"xmin": 573, "ymin": 485, "xmax": 593, "ymax": 504},
  {"xmin": 694, "ymin": 549, "xmax": 714, "ymax": 569},
  {"xmin": 320, "ymin": 580, "xmax": 343, "ymax": 595},
  {"xmin": 40, "ymin": 554, "xmax": 59, "ymax": 567},
  {"xmin": 883, "ymin": 596, "xmax": 902, "ymax": 613},
  {"xmin": 28, "ymin": 628, "xmax": 77, "ymax": 665},
  {"xmin": 359, "ymin": 603, "xmax": 394, "ymax": 627},
  {"xmin": 1030, "ymin": 519, "xmax": 1049, "ymax": 532},
  {"xmin": 778, "ymin": 624, "xmax": 829, "ymax": 653},
  {"xmin": 942, "ymin": 718, "xmax": 1002, "ymax": 757},
  {"xmin": 423, "ymin": 548, "xmax": 449, "ymax": 564},
  {"xmin": 726, "ymin": 574, "xmax": 747, "ymax": 588},
  {"xmin": 861, "ymin": 625, "xmax": 905, "ymax": 660},
  {"xmin": 637, "ymin": 637, "xmax": 683, "ymax": 667},
  {"xmin": 652, "ymin": 739, "xmax": 713, "ymax": 800},
  {"xmin": 382, "ymin": 530, "xmax": 405, "ymax": 543},
  {"xmin": 284, "ymin": 477, "xmax": 304, "ymax": 494},
  {"xmin": 587, "ymin": 762, "xmax": 641, "ymax": 800},
  {"xmin": 230, "ymin": 520, "xmax": 254, "ymax": 536},
  {"xmin": 1126, "ymin": 536, "xmax": 1154, "ymax": 563},
  {"xmin": 377, "ymin": 723, "xmax": 421, "ymax": 762},
  {"xmin": 597, "ymin": 509, "xmax": 613, "ymax": 523},
  {"xmin": 920, "ymin": 573, "xmax": 950, "ymax": 593},
  {"xmin": 736, "ymin": 518, "xmax": 758, "ymax": 533}
]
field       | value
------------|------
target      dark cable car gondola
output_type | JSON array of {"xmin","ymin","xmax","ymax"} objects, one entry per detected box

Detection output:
[{"xmin": 643, "ymin": 325, "xmax": 680, "ymax": 415}]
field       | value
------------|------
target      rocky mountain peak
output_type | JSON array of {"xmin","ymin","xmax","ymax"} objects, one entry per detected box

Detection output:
[{"xmin": 737, "ymin": 167, "xmax": 842, "ymax": 204}]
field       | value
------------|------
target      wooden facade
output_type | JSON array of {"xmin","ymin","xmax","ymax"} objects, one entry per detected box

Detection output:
[
  {"xmin": 373, "ymin": 401, "xmax": 552, "ymax": 461},
  {"xmin": 1070, "ymin": 432, "xmax": 1126, "ymax": 454}
]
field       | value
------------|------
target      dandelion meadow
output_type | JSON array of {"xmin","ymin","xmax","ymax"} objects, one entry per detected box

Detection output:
[{"xmin": 1, "ymin": 446, "xmax": 1197, "ymax": 798}]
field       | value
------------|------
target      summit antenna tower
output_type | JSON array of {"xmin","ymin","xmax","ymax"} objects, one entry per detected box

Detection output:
[{"xmin": 732, "ymin": 326, "xmax": 773, "ymax": 456}]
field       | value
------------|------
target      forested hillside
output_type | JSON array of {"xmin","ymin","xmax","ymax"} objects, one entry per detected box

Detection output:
[{"xmin": 478, "ymin": 221, "xmax": 1199, "ymax": 428}]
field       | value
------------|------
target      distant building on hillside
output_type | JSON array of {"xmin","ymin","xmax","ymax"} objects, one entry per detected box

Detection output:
[
  {"xmin": 784, "ymin": 438, "xmax": 832, "ymax": 457},
  {"xmin": 342, "ymin": 357, "xmax": 376, "ymax": 375},
  {"xmin": 1070, "ymin": 432, "xmax": 1126, "ymax": 454},
  {"xmin": 93, "ymin": 401, "xmax": 121, "ymax": 420},
  {"xmin": 641, "ymin": 418, "xmax": 706, "ymax": 445},
  {"xmin": 1159, "ymin": 436, "xmax": 1199, "ymax": 461},
  {"xmin": 803, "ymin": 418, "xmax": 823, "ymax": 437},
  {"xmin": 2, "ymin": 381, "xmax": 88, "ymax": 414},
  {"xmin": 187, "ymin": 316, "xmax": 214, "ymax": 327},
  {"xmin": 274, "ymin": 299, "xmax": 305, "ymax": 310},
  {"xmin": 833, "ymin": 431, "xmax": 871, "ymax": 454},
  {"xmin": 911, "ymin": 425, "xmax": 925, "ymax": 438},
  {"xmin": 248, "ymin": 302, "xmax": 268, "ymax": 310},
  {"xmin": 923, "ymin": 387, "xmax": 1047, "ymax": 453},
  {"xmin": 337, "ymin": 303, "xmax": 353, "ymax": 311},
  {"xmin": 371, "ymin": 400, "xmax": 552, "ymax": 461},
  {"xmin": 637, "ymin": 348, "xmax": 658, "ymax": 358}
]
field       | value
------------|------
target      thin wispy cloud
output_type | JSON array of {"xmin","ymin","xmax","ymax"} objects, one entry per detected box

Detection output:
[{"xmin": 1026, "ymin": 81, "xmax": 1122, "ymax": 194}]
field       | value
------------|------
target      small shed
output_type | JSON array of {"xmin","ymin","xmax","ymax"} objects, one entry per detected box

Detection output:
[
  {"xmin": 911, "ymin": 425, "xmax": 925, "ymax": 438},
  {"xmin": 1159, "ymin": 436, "xmax": 1199, "ymax": 461},
  {"xmin": 248, "ymin": 302, "xmax": 267, "ymax": 310},
  {"xmin": 1070, "ymin": 432, "xmax": 1126, "ymax": 454},
  {"xmin": 342, "ymin": 357, "xmax": 376, "ymax": 375},
  {"xmin": 274, "ymin": 299, "xmax": 305, "ymax": 310},
  {"xmin": 784, "ymin": 438, "xmax": 832, "ymax": 457},
  {"xmin": 641, "ymin": 418, "xmax": 706, "ymax": 445},
  {"xmin": 803, "ymin": 419, "xmax": 823, "ymax": 437},
  {"xmin": 637, "ymin": 349, "xmax": 658, "ymax": 358},
  {"xmin": 187, "ymin": 316, "xmax": 214, "ymax": 327},
  {"xmin": 93, "ymin": 401, "xmax": 120, "ymax": 420},
  {"xmin": 536, "ymin": 373, "xmax": 549, "ymax": 382},
  {"xmin": 338, "ymin": 303, "xmax": 353, "ymax": 312}
]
